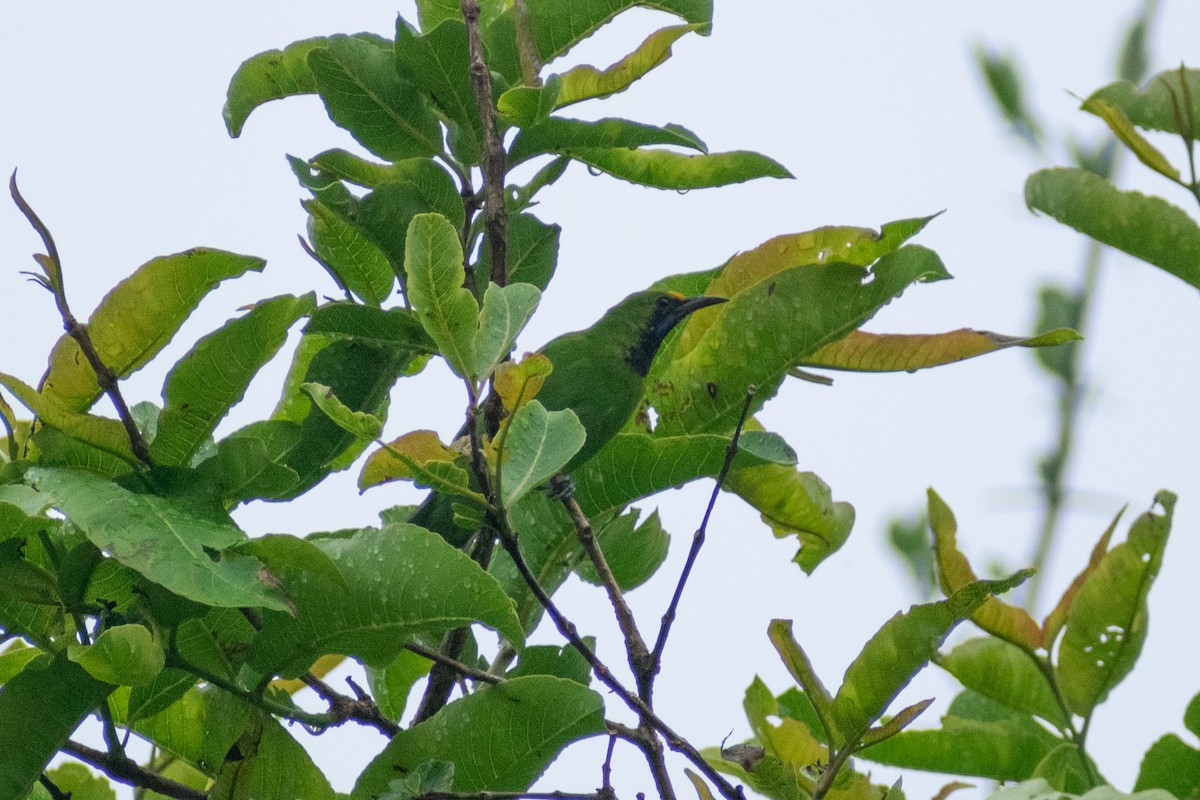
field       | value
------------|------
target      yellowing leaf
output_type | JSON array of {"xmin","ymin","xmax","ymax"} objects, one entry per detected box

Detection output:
[
  {"xmin": 928, "ymin": 489, "xmax": 1043, "ymax": 650},
  {"xmin": 1082, "ymin": 97, "xmax": 1180, "ymax": 180},
  {"xmin": 1042, "ymin": 508, "xmax": 1122, "ymax": 647},
  {"xmin": 556, "ymin": 24, "xmax": 702, "ymax": 107},
  {"xmin": 359, "ymin": 429, "xmax": 464, "ymax": 491},
  {"xmin": 494, "ymin": 353, "xmax": 553, "ymax": 412},
  {"xmin": 802, "ymin": 328, "xmax": 1081, "ymax": 373}
]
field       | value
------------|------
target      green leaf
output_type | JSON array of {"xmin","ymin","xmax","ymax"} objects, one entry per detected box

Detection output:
[
  {"xmin": 301, "ymin": 382, "xmax": 385, "ymax": 440},
  {"xmin": 310, "ymin": 152, "xmax": 463, "ymax": 230},
  {"xmin": 0, "ymin": 652, "xmax": 112, "ymax": 800},
  {"xmin": 857, "ymin": 691, "xmax": 1061, "ymax": 782},
  {"xmin": 30, "ymin": 426, "xmax": 134, "ymax": 479},
  {"xmin": 152, "ymin": 294, "xmax": 314, "ymax": 467},
  {"xmin": 474, "ymin": 283, "xmax": 542, "ymax": 380},
  {"xmin": 404, "ymin": 213, "xmax": 479, "ymax": 378},
  {"xmin": 366, "ymin": 648, "xmax": 431, "ymax": 722},
  {"xmin": 42, "ymin": 249, "xmax": 265, "ymax": 412},
  {"xmin": 802, "ymin": 327, "xmax": 1081, "ymax": 373},
  {"xmin": 767, "ymin": 620, "xmax": 838, "ymax": 744},
  {"xmin": 67, "ymin": 623, "xmax": 165, "ymax": 687},
  {"xmin": 0, "ymin": 641, "xmax": 42, "ymax": 686},
  {"xmin": 1026, "ymin": 168, "xmax": 1200, "ymax": 289},
  {"xmin": 208, "ymin": 711, "xmax": 336, "ymax": 800},
  {"xmin": 987, "ymin": 780, "xmax": 1175, "ymax": 800},
  {"xmin": 1081, "ymin": 97, "xmax": 1180, "ymax": 180},
  {"xmin": 223, "ymin": 34, "xmax": 389, "ymax": 136},
  {"xmin": 394, "ymin": 19, "xmax": 486, "ymax": 164},
  {"xmin": 572, "ymin": 432, "xmax": 767, "ymax": 518},
  {"xmin": 1030, "ymin": 743, "xmax": 1092, "ymax": 793},
  {"xmin": 929, "ymin": 489, "xmax": 1045, "ymax": 649},
  {"xmin": 0, "ymin": 373, "xmax": 135, "ymax": 462},
  {"xmin": 556, "ymin": 24, "xmax": 702, "ymax": 107},
  {"xmin": 305, "ymin": 302, "xmax": 436, "ymax": 351},
  {"xmin": 0, "ymin": 538, "xmax": 60, "ymax": 607},
  {"xmin": 360, "ymin": 431, "xmax": 484, "ymax": 505},
  {"xmin": 125, "ymin": 668, "xmax": 198, "ymax": 725},
  {"xmin": 353, "ymin": 676, "xmax": 605, "ymax": 798},
  {"xmin": 1087, "ymin": 68, "xmax": 1200, "ymax": 137},
  {"xmin": 1135, "ymin": 734, "xmax": 1200, "ymax": 797},
  {"xmin": 478, "ymin": 213, "xmax": 561, "ymax": 292},
  {"xmin": 380, "ymin": 761, "xmax": 456, "ymax": 800},
  {"xmin": 42, "ymin": 763, "xmax": 116, "ymax": 800},
  {"xmin": 308, "ymin": 36, "xmax": 443, "ymax": 161},
  {"xmin": 575, "ymin": 508, "xmax": 669, "ymax": 591},
  {"xmin": 245, "ymin": 525, "xmax": 522, "ymax": 678},
  {"xmin": 508, "ymin": 116, "xmax": 707, "ymax": 167},
  {"xmin": 196, "ymin": 425, "xmax": 302, "ymax": 505},
  {"xmin": 725, "ymin": 461, "xmax": 855, "ymax": 575},
  {"xmin": 498, "ymin": 74, "xmax": 563, "ymax": 127},
  {"xmin": 508, "ymin": 643, "xmax": 592, "ymax": 685},
  {"xmin": 831, "ymin": 571, "xmax": 1033, "ymax": 747},
  {"xmin": 486, "ymin": 0, "xmax": 711, "ymax": 76},
  {"xmin": 973, "ymin": 46, "xmax": 1043, "ymax": 147},
  {"xmin": 417, "ymin": 0, "xmax": 505, "ymax": 32},
  {"xmin": 887, "ymin": 511, "xmax": 935, "ymax": 598},
  {"xmin": 499, "ymin": 401, "xmax": 585, "ymax": 507},
  {"xmin": 654, "ymin": 245, "xmax": 950, "ymax": 435},
  {"xmin": 545, "ymin": 147, "xmax": 791, "ymax": 189},
  {"xmin": 1033, "ymin": 285, "xmax": 1084, "ymax": 382},
  {"xmin": 114, "ymin": 684, "xmax": 253, "ymax": 777},
  {"xmin": 274, "ymin": 338, "xmax": 417, "ymax": 497},
  {"xmin": 304, "ymin": 198, "xmax": 396, "ymax": 305},
  {"xmin": 27, "ymin": 468, "xmax": 290, "ymax": 612},
  {"xmin": 937, "ymin": 637, "xmax": 1067, "ymax": 729},
  {"xmin": 1057, "ymin": 491, "xmax": 1175, "ymax": 717},
  {"xmin": 1187, "ymin": 691, "xmax": 1200, "ymax": 739}
]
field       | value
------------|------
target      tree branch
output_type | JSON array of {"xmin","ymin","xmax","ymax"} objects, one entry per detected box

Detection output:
[
  {"xmin": 407, "ymin": 641, "xmax": 503, "ymax": 685},
  {"xmin": 651, "ymin": 385, "xmax": 756, "ymax": 679},
  {"xmin": 62, "ymin": 740, "xmax": 207, "ymax": 800},
  {"xmin": 460, "ymin": 0, "xmax": 509, "ymax": 287},
  {"xmin": 9, "ymin": 172, "xmax": 153, "ymax": 466}
]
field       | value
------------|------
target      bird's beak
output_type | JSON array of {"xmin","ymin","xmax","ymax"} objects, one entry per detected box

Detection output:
[{"xmin": 678, "ymin": 295, "xmax": 728, "ymax": 316}]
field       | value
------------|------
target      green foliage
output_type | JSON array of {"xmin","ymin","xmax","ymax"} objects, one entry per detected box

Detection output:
[{"xmin": 1, "ymin": 5, "xmax": 1184, "ymax": 800}]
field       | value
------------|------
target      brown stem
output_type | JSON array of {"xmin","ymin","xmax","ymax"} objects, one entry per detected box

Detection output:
[
  {"xmin": 9, "ymin": 173, "xmax": 153, "ymax": 466},
  {"xmin": 301, "ymin": 672, "xmax": 400, "ymax": 737},
  {"xmin": 62, "ymin": 740, "xmax": 207, "ymax": 800},
  {"xmin": 460, "ymin": 0, "xmax": 509, "ymax": 287},
  {"xmin": 555, "ymin": 480, "xmax": 652, "ymax": 696},
  {"xmin": 407, "ymin": 641, "xmax": 504, "ymax": 685}
]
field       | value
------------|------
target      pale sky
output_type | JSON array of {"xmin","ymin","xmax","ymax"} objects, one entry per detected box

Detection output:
[{"xmin": 3, "ymin": 3, "xmax": 1199, "ymax": 799}]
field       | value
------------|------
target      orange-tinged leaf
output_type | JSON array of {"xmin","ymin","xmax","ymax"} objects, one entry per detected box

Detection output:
[
  {"xmin": 1042, "ymin": 507, "xmax": 1123, "ymax": 648},
  {"xmin": 685, "ymin": 769, "xmax": 717, "ymax": 800},
  {"xmin": 802, "ymin": 328, "xmax": 1081, "ymax": 373},
  {"xmin": 932, "ymin": 781, "xmax": 975, "ymax": 800},
  {"xmin": 494, "ymin": 352, "xmax": 553, "ymax": 412},
  {"xmin": 359, "ymin": 429, "xmax": 461, "ymax": 490},
  {"xmin": 928, "ymin": 489, "xmax": 1043, "ymax": 649},
  {"xmin": 675, "ymin": 217, "xmax": 934, "ymax": 357}
]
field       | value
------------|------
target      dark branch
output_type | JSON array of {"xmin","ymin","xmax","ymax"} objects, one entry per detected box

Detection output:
[
  {"xmin": 301, "ymin": 671, "xmax": 400, "ymax": 737},
  {"xmin": 651, "ymin": 385, "xmax": 757, "ymax": 676},
  {"xmin": 63, "ymin": 740, "xmax": 207, "ymax": 800},
  {"xmin": 460, "ymin": 0, "xmax": 509, "ymax": 287},
  {"xmin": 406, "ymin": 641, "xmax": 503, "ymax": 684},
  {"xmin": 9, "ymin": 172, "xmax": 153, "ymax": 466}
]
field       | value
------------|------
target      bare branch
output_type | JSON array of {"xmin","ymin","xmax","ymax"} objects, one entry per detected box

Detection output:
[
  {"xmin": 407, "ymin": 641, "xmax": 504, "ymax": 685},
  {"xmin": 63, "ymin": 740, "xmax": 207, "ymax": 800},
  {"xmin": 651, "ymin": 385, "xmax": 757, "ymax": 675}
]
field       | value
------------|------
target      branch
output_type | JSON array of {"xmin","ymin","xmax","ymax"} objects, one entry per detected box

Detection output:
[
  {"xmin": 301, "ymin": 671, "xmax": 400, "ymax": 737},
  {"xmin": 555, "ymin": 479, "xmax": 651, "ymax": 695},
  {"xmin": 460, "ymin": 0, "xmax": 509, "ymax": 287},
  {"xmin": 62, "ymin": 740, "xmax": 207, "ymax": 800},
  {"xmin": 406, "ymin": 641, "xmax": 503, "ymax": 685},
  {"xmin": 9, "ymin": 172, "xmax": 153, "ymax": 466},
  {"xmin": 496, "ymin": 524, "xmax": 746, "ymax": 800},
  {"xmin": 651, "ymin": 386, "xmax": 756, "ymax": 676}
]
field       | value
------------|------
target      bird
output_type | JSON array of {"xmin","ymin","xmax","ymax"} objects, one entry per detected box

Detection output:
[
  {"xmin": 407, "ymin": 289, "xmax": 726, "ymax": 723},
  {"xmin": 407, "ymin": 289, "xmax": 727, "ymax": 541}
]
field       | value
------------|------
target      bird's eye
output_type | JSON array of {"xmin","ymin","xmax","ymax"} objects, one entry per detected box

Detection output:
[{"xmin": 656, "ymin": 296, "xmax": 673, "ymax": 308}]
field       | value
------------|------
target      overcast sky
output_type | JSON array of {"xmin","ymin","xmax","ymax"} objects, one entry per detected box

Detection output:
[{"xmin": 3, "ymin": 3, "xmax": 1199, "ymax": 799}]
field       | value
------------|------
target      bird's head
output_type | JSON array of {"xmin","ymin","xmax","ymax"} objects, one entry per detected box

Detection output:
[{"xmin": 620, "ymin": 290, "xmax": 727, "ymax": 375}]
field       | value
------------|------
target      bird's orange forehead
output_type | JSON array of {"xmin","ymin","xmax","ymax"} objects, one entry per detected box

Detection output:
[{"xmin": 666, "ymin": 291, "xmax": 685, "ymax": 300}]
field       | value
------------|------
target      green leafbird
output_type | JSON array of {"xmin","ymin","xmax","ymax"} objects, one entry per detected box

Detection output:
[{"xmin": 409, "ymin": 289, "xmax": 726, "ymax": 540}]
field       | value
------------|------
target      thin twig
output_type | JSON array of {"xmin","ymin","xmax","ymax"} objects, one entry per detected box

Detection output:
[
  {"xmin": 301, "ymin": 671, "xmax": 401, "ymax": 737},
  {"xmin": 651, "ymin": 386, "xmax": 756, "ymax": 683},
  {"xmin": 460, "ymin": 0, "xmax": 509, "ymax": 287},
  {"xmin": 8, "ymin": 173, "xmax": 152, "ymax": 465},
  {"xmin": 600, "ymin": 732, "xmax": 618, "ymax": 800},
  {"xmin": 62, "ymin": 740, "xmax": 207, "ymax": 800},
  {"xmin": 38, "ymin": 774, "xmax": 70, "ymax": 800},
  {"xmin": 556, "ymin": 481, "xmax": 652, "ymax": 694},
  {"xmin": 496, "ymin": 524, "xmax": 746, "ymax": 800},
  {"xmin": 407, "ymin": 641, "xmax": 504, "ymax": 684}
]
